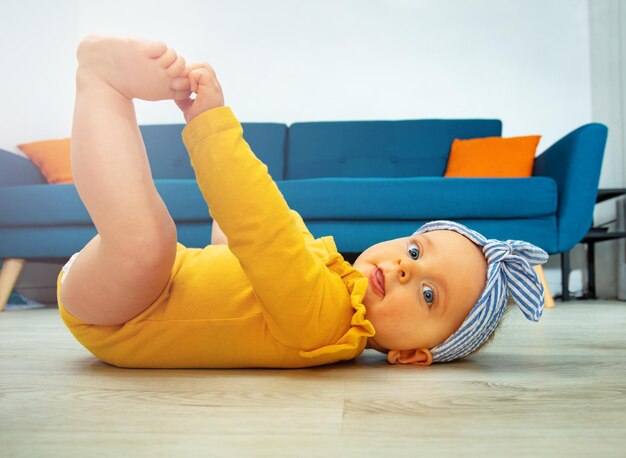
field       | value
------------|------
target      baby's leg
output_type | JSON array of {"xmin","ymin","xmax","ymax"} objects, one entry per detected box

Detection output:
[{"xmin": 60, "ymin": 36, "xmax": 189, "ymax": 326}]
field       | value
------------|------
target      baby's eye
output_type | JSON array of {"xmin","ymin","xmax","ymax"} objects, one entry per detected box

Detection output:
[
  {"xmin": 423, "ymin": 285, "xmax": 435, "ymax": 305},
  {"xmin": 408, "ymin": 243, "xmax": 420, "ymax": 260}
]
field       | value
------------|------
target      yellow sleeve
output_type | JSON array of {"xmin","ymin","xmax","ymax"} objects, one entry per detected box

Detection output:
[
  {"xmin": 182, "ymin": 107, "xmax": 330, "ymax": 347},
  {"xmin": 289, "ymin": 209, "xmax": 315, "ymax": 243}
]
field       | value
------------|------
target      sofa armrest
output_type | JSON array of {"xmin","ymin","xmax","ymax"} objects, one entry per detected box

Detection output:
[
  {"xmin": 532, "ymin": 123, "xmax": 608, "ymax": 253},
  {"xmin": 0, "ymin": 149, "xmax": 45, "ymax": 187}
]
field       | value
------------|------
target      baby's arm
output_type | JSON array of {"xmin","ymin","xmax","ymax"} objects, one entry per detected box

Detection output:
[
  {"xmin": 212, "ymin": 210, "xmax": 312, "ymax": 246},
  {"xmin": 176, "ymin": 65, "xmax": 338, "ymax": 348},
  {"xmin": 176, "ymin": 67, "xmax": 312, "ymax": 249},
  {"xmin": 178, "ymin": 65, "xmax": 227, "ymax": 248}
]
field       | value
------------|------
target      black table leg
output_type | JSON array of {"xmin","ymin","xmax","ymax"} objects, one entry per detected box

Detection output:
[
  {"xmin": 587, "ymin": 242, "xmax": 596, "ymax": 299},
  {"xmin": 561, "ymin": 250, "xmax": 570, "ymax": 302}
]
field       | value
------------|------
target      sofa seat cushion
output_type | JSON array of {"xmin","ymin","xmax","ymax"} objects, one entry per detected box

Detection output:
[
  {"xmin": 0, "ymin": 181, "xmax": 212, "ymax": 227},
  {"xmin": 0, "ymin": 177, "xmax": 556, "ymax": 227},
  {"xmin": 277, "ymin": 177, "xmax": 557, "ymax": 220}
]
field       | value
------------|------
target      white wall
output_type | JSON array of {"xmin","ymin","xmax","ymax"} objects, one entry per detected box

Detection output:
[
  {"xmin": 1, "ymin": 0, "xmax": 591, "ymax": 155},
  {"xmin": 590, "ymin": 0, "xmax": 626, "ymax": 192},
  {"xmin": 587, "ymin": 0, "xmax": 626, "ymax": 299},
  {"xmin": 1, "ymin": 0, "xmax": 80, "ymax": 153},
  {"xmin": 1, "ymin": 0, "xmax": 600, "ymax": 303}
]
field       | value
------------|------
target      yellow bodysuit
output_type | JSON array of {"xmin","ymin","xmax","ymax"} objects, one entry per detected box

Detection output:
[{"xmin": 56, "ymin": 106, "xmax": 376, "ymax": 368}]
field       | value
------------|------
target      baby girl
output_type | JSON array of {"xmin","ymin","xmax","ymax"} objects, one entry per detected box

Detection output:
[{"xmin": 57, "ymin": 36, "xmax": 548, "ymax": 368}]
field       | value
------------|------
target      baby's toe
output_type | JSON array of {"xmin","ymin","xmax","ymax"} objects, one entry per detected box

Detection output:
[
  {"xmin": 143, "ymin": 40, "xmax": 168, "ymax": 59},
  {"xmin": 171, "ymin": 76, "xmax": 191, "ymax": 91},
  {"xmin": 165, "ymin": 55, "xmax": 186, "ymax": 78},
  {"xmin": 172, "ymin": 89, "xmax": 192, "ymax": 101},
  {"xmin": 157, "ymin": 47, "xmax": 178, "ymax": 68}
]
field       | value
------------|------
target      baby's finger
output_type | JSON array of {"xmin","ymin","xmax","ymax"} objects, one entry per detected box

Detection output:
[
  {"xmin": 189, "ymin": 68, "xmax": 212, "ymax": 92},
  {"xmin": 192, "ymin": 68, "xmax": 216, "ymax": 86},
  {"xmin": 189, "ymin": 70, "xmax": 201, "ymax": 93},
  {"xmin": 172, "ymin": 89, "xmax": 192, "ymax": 101},
  {"xmin": 183, "ymin": 62, "xmax": 216, "ymax": 77},
  {"xmin": 183, "ymin": 63, "xmax": 205, "ymax": 77}
]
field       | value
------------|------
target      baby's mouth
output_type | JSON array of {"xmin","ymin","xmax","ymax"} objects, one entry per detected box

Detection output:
[{"xmin": 369, "ymin": 266, "xmax": 386, "ymax": 297}]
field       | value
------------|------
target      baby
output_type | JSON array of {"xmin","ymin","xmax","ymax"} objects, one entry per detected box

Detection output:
[{"xmin": 57, "ymin": 36, "xmax": 548, "ymax": 369}]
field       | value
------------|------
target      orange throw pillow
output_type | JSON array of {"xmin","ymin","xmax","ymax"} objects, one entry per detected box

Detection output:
[
  {"xmin": 17, "ymin": 138, "xmax": 73, "ymax": 184},
  {"xmin": 444, "ymin": 135, "xmax": 541, "ymax": 178}
]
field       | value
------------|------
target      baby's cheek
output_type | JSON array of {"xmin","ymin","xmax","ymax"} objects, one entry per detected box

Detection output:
[
  {"xmin": 363, "ymin": 297, "xmax": 389, "ymax": 326},
  {"xmin": 379, "ymin": 295, "xmax": 411, "ymax": 328},
  {"xmin": 364, "ymin": 292, "xmax": 410, "ymax": 330}
]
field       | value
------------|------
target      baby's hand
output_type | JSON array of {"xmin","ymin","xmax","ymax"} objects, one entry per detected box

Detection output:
[{"xmin": 174, "ymin": 63, "xmax": 225, "ymax": 123}]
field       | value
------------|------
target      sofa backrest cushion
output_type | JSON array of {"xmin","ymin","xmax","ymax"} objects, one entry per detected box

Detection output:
[
  {"xmin": 0, "ymin": 149, "xmax": 46, "ymax": 186},
  {"xmin": 140, "ymin": 122, "xmax": 288, "ymax": 180},
  {"xmin": 286, "ymin": 119, "xmax": 502, "ymax": 179}
]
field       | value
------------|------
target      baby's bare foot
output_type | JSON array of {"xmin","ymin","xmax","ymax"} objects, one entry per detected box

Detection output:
[{"xmin": 75, "ymin": 35, "xmax": 189, "ymax": 101}]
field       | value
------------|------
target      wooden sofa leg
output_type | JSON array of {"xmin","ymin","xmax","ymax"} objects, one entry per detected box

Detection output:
[
  {"xmin": 0, "ymin": 259, "xmax": 26, "ymax": 312},
  {"xmin": 533, "ymin": 264, "xmax": 555, "ymax": 309}
]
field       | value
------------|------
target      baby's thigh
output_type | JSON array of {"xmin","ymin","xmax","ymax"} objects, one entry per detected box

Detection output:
[{"xmin": 59, "ymin": 234, "xmax": 177, "ymax": 326}]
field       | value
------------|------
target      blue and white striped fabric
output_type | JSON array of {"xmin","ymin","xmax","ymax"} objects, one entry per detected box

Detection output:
[{"xmin": 413, "ymin": 220, "xmax": 549, "ymax": 363}]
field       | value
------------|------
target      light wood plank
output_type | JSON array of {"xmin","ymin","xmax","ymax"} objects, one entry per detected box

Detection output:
[{"xmin": 1, "ymin": 302, "xmax": 626, "ymax": 457}]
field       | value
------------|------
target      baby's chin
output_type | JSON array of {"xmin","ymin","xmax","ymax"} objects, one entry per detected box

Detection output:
[{"xmin": 361, "ymin": 285, "xmax": 381, "ymax": 311}]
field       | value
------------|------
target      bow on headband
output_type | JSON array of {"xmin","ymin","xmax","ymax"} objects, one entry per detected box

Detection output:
[{"xmin": 413, "ymin": 220, "xmax": 549, "ymax": 363}]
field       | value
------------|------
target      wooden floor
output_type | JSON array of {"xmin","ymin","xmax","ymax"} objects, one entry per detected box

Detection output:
[{"xmin": 1, "ymin": 302, "xmax": 626, "ymax": 457}]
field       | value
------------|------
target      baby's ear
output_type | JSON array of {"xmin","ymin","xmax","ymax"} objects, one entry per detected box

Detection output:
[{"xmin": 387, "ymin": 348, "xmax": 433, "ymax": 366}]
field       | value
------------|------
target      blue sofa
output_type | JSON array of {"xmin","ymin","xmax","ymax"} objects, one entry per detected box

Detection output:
[{"xmin": 0, "ymin": 117, "xmax": 608, "ymax": 309}]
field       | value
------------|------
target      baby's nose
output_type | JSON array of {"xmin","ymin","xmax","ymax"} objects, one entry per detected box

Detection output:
[{"xmin": 395, "ymin": 259, "xmax": 411, "ymax": 284}]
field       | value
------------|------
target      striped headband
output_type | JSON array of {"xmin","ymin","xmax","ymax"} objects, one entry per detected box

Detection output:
[{"xmin": 413, "ymin": 220, "xmax": 549, "ymax": 363}]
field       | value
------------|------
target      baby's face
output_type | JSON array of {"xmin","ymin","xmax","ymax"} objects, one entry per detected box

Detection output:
[{"xmin": 353, "ymin": 230, "xmax": 487, "ymax": 352}]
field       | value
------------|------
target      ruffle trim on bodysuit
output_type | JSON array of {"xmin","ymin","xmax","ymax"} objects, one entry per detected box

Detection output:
[{"xmin": 298, "ymin": 236, "xmax": 376, "ymax": 360}]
